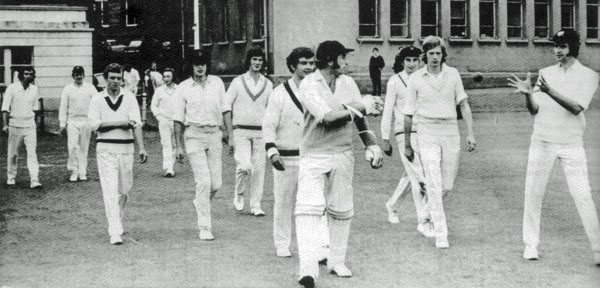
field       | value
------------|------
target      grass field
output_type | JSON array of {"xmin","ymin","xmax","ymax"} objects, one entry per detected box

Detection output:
[{"xmin": 1, "ymin": 90, "xmax": 600, "ymax": 287}]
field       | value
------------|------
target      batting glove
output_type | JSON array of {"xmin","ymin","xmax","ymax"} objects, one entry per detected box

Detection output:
[{"xmin": 365, "ymin": 145, "xmax": 383, "ymax": 169}]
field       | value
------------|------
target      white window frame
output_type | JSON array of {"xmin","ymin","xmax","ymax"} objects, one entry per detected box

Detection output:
[
  {"xmin": 390, "ymin": 0, "xmax": 410, "ymax": 38},
  {"xmin": 450, "ymin": 0, "xmax": 469, "ymax": 38},
  {"xmin": 125, "ymin": 0, "xmax": 139, "ymax": 27},
  {"xmin": 561, "ymin": 0, "xmax": 576, "ymax": 30},
  {"xmin": 588, "ymin": 0, "xmax": 600, "ymax": 39},
  {"xmin": 96, "ymin": 0, "xmax": 109, "ymax": 28},
  {"xmin": 534, "ymin": 0, "xmax": 551, "ymax": 38},
  {"xmin": 421, "ymin": 0, "xmax": 441, "ymax": 37},
  {"xmin": 507, "ymin": 0, "xmax": 524, "ymax": 38},
  {"xmin": 479, "ymin": 0, "xmax": 497, "ymax": 38},
  {"xmin": 359, "ymin": 0, "xmax": 380, "ymax": 38},
  {"xmin": 1, "ymin": 47, "xmax": 34, "ymax": 85}
]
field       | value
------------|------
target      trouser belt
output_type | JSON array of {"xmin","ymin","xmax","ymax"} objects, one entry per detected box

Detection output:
[{"xmin": 233, "ymin": 125, "xmax": 262, "ymax": 130}]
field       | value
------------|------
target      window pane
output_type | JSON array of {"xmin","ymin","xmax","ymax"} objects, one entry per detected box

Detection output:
[
  {"xmin": 390, "ymin": 0, "xmax": 407, "ymax": 24},
  {"xmin": 508, "ymin": 27, "xmax": 522, "ymax": 38},
  {"xmin": 588, "ymin": 5, "xmax": 599, "ymax": 28},
  {"xmin": 253, "ymin": 0, "xmax": 264, "ymax": 39},
  {"xmin": 422, "ymin": 1, "xmax": 437, "ymax": 25},
  {"xmin": 360, "ymin": 25, "xmax": 376, "ymax": 36},
  {"xmin": 588, "ymin": 29, "xmax": 598, "ymax": 38},
  {"xmin": 422, "ymin": 26, "xmax": 437, "ymax": 37},
  {"xmin": 11, "ymin": 47, "xmax": 33, "ymax": 65},
  {"xmin": 391, "ymin": 25, "xmax": 409, "ymax": 37},
  {"xmin": 535, "ymin": 28, "xmax": 548, "ymax": 38},
  {"xmin": 451, "ymin": 1, "xmax": 466, "ymax": 21},
  {"xmin": 480, "ymin": 2, "xmax": 494, "ymax": 27},
  {"xmin": 451, "ymin": 0, "xmax": 467, "ymax": 37},
  {"xmin": 507, "ymin": 2, "xmax": 522, "ymax": 27},
  {"xmin": 359, "ymin": 0, "xmax": 377, "ymax": 24},
  {"xmin": 534, "ymin": 3, "xmax": 548, "ymax": 27}
]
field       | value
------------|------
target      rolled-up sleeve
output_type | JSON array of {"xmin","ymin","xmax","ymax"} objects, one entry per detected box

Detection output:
[
  {"xmin": 88, "ymin": 94, "xmax": 102, "ymax": 131},
  {"xmin": 453, "ymin": 70, "xmax": 468, "ymax": 105},
  {"xmin": 403, "ymin": 77, "xmax": 418, "ymax": 116},
  {"xmin": 1, "ymin": 85, "xmax": 14, "ymax": 112},
  {"xmin": 380, "ymin": 79, "xmax": 397, "ymax": 140},
  {"xmin": 575, "ymin": 71, "xmax": 599, "ymax": 110},
  {"xmin": 171, "ymin": 86, "xmax": 186, "ymax": 124},
  {"xmin": 127, "ymin": 94, "xmax": 142, "ymax": 128},
  {"xmin": 298, "ymin": 83, "xmax": 332, "ymax": 123}
]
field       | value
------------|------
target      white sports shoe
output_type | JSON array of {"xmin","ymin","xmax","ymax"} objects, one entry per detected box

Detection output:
[
  {"xmin": 523, "ymin": 246, "xmax": 539, "ymax": 260},
  {"xmin": 30, "ymin": 181, "xmax": 42, "ymax": 189},
  {"xmin": 199, "ymin": 230, "xmax": 215, "ymax": 241},
  {"xmin": 79, "ymin": 174, "xmax": 88, "ymax": 181},
  {"xmin": 165, "ymin": 169, "xmax": 175, "ymax": 178},
  {"xmin": 6, "ymin": 178, "xmax": 15, "ymax": 186},
  {"xmin": 435, "ymin": 237, "xmax": 449, "ymax": 249},
  {"xmin": 233, "ymin": 195, "xmax": 244, "ymax": 211},
  {"xmin": 276, "ymin": 248, "xmax": 292, "ymax": 258},
  {"xmin": 417, "ymin": 222, "xmax": 436, "ymax": 238},
  {"xmin": 330, "ymin": 264, "xmax": 353, "ymax": 277},
  {"xmin": 110, "ymin": 235, "xmax": 123, "ymax": 245},
  {"xmin": 69, "ymin": 174, "xmax": 78, "ymax": 182},
  {"xmin": 387, "ymin": 213, "xmax": 400, "ymax": 224},
  {"xmin": 251, "ymin": 208, "xmax": 266, "ymax": 217}
]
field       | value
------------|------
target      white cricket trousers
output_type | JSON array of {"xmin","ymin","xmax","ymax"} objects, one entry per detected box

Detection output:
[
  {"xmin": 66, "ymin": 121, "xmax": 91, "ymax": 176},
  {"xmin": 388, "ymin": 133, "xmax": 429, "ymax": 223},
  {"xmin": 233, "ymin": 129, "xmax": 266, "ymax": 210},
  {"xmin": 157, "ymin": 118, "xmax": 175, "ymax": 171},
  {"xmin": 296, "ymin": 151, "xmax": 354, "ymax": 279},
  {"xmin": 523, "ymin": 140, "xmax": 600, "ymax": 253},
  {"xmin": 273, "ymin": 162, "xmax": 298, "ymax": 251},
  {"xmin": 97, "ymin": 152, "xmax": 133, "ymax": 237},
  {"xmin": 185, "ymin": 126, "xmax": 222, "ymax": 232},
  {"xmin": 417, "ymin": 133, "xmax": 460, "ymax": 239},
  {"xmin": 7, "ymin": 126, "xmax": 39, "ymax": 182}
]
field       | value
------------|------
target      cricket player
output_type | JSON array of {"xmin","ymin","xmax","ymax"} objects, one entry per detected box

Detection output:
[
  {"xmin": 263, "ymin": 47, "xmax": 330, "ymax": 259},
  {"xmin": 2, "ymin": 66, "xmax": 42, "ymax": 189},
  {"xmin": 151, "ymin": 68, "xmax": 178, "ymax": 177},
  {"xmin": 58, "ymin": 66, "xmax": 97, "ymax": 182},
  {"xmin": 173, "ymin": 51, "xmax": 230, "ymax": 241},
  {"xmin": 403, "ymin": 36, "xmax": 476, "ymax": 249},
  {"xmin": 225, "ymin": 46, "xmax": 273, "ymax": 216},
  {"xmin": 88, "ymin": 63, "xmax": 148, "ymax": 245},
  {"xmin": 381, "ymin": 46, "xmax": 432, "ymax": 236},
  {"xmin": 123, "ymin": 64, "xmax": 140, "ymax": 96},
  {"xmin": 508, "ymin": 29, "xmax": 600, "ymax": 264},
  {"xmin": 295, "ymin": 40, "xmax": 384, "ymax": 288}
]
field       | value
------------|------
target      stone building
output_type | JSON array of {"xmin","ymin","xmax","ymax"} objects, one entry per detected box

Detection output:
[{"xmin": 0, "ymin": 4, "xmax": 93, "ymax": 110}]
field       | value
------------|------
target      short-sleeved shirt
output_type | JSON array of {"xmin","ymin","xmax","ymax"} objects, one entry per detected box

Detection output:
[
  {"xmin": 172, "ymin": 76, "xmax": 229, "ymax": 126},
  {"xmin": 298, "ymin": 70, "xmax": 362, "ymax": 154},
  {"xmin": 403, "ymin": 64, "xmax": 467, "ymax": 136},
  {"xmin": 532, "ymin": 60, "xmax": 599, "ymax": 144},
  {"xmin": 381, "ymin": 71, "xmax": 413, "ymax": 140},
  {"xmin": 150, "ymin": 83, "xmax": 178, "ymax": 121},
  {"xmin": 88, "ymin": 88, "xmax": 141, "ymax": 154},
  {"xmin": 1, "ymin": 82, "xmax": 40, "ymax": 128},
  {"xmin": 58, "ymin": 82, "xmax": 97, "ymax": 127},
  {"xmin": 262, "ymin": 79, "xmax": 303, "ymax": 159},
  {"xmin": 225, "ymin": 72, "xmax": 273, "ymax": 127}
]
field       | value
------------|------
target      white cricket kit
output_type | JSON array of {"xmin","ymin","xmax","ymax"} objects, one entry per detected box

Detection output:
[
  {"xmin": 225, "ymin": 72, "xmax": 273, "ymax": 211},
  {"xmin": 404, "ymin": 64, "xmax": 468, "ymax": 239},
  {"xmin": 380, "ymin": 71, "xmax": 428, "ymax": 223},
  {"xmin": 2, "ymin": 82, "xmax": 40, "ymax": 183},
  {"xmin": 523, "ymin": 60, "xmax": 600, "ymax": 255},
  {"xmin": 150, "ymin": 83, "xmax": 178, "ymax": 171},
  {"xmin": 59, "ymin": 82, "xmax": 97, "ymax": 177},
  {"xmin": 172, "ymin": 76, "xmax": 229, "ymax": 232},
  {"xmin": 88, "ymin": 89, "xmax": 141, "ymax": 238},
  {"xmin": 263, "ymin": 78, "xmax": 330, "ymax": 256},
  {"xmin": 123, "ymin": 68, "xmax": 140, "ymax": 96},
  {"xmin": 295, "ymin": 70, "xmax": 362, "ymax": 280}
]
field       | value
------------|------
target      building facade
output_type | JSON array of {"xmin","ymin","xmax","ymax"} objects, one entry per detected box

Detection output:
[{"xmin": 0, "ymin": 4, "xmax": 93, "ymax": 110}]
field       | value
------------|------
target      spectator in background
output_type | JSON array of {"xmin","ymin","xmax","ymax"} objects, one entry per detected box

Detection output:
[
  {"xmin": 123, "ymin": 64, "xmax": 140, "ymax": 97},
  {"xmin": 369, "ymin": 47, "xmax": 385, "ymax": 96}
]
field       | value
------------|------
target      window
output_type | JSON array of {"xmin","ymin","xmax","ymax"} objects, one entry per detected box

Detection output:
[
  {"xmin": 253, "ymin": 0, "xmax": 265, "ymax": 39},
  {"xmin": 507, "ymin": 0, "xmax": 524, "ymax": 38},
  {"xmin": 589, "ymin": 0, "xmax": 600, "ymax": 39},
  {"xmin": 0, "ymin": 47, "xmax": 33, "ymax": 85},
  {"xmin": 125, "ymin": 0, "xmax": 139, "ymax": 27},
  {"xmin": 480, "ymin": 0, "xmax": 497, "ymax": 38},
  {"xmin": 359, "ymin": 0, "xmax": 380, "ymax": 37},
  {"xmin": 421, "ymin": 0, "xmax": 440, "ymax": 36},
  {"xmin": 562, "ymin": 0, "xmax": 576, "ymax": 30},
  {"xmin": 96, "ymin": 0, "xmax": 110, "ymax": 27},
  {"xmin": 451, "ymin": 0, "xmax": 469, "ymax": 38},
  {"xmin": 390, "ymin": 0, "xmax": 409, "ymax": 37},
  {"xmin": 534, "ymin": 0, "xmax": 550, "ymax": 38},
  {"xmin": 221, "ymin": 1, "xmax": 230, "ymax": 42},
  {"xmin": 235, "ymin": 0, "xmax": 247, "ymax": 41},
  {"xmin": 200, "ymin": 1, "xmax": 214, "ymax": 44}
]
